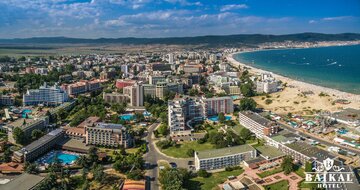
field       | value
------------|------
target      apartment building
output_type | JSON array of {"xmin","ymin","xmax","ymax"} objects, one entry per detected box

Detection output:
[
  {"xmin": 85, "ymin": 122, "xmax": 132, "ymax": 148},
  {"xmin": 168, "ymin": 98, "xmax": 187, "ymax": 134},
  {"xmin": 23, "ymin": 83, "xmax": 69, "ymax": 106},
  {"xmin": 155, "ymin": 82, "xmax": 183, "ymax": 99},
  {"xmin": 0, "ymin": 95, "xmax": 14, "ymax": 106},
  {"xmin": 7, "ymin": 117, "xmax": 49, "ymax": 144},
  {"xmin": 13, "ymin": 129, "xmax": 65, "ymax": 162},
  {"xmin": 124, "ymin": 82, "xmax": 144, "ymax": 107},
  {"xmin": 238, "ymin": 111, "xmax": 278, "ymax": 138},
  {"xmin": 203, "ymin": 96, "xmax": 233, "ymax": 116},
  {"xmin": 115, "ymin": 79, "xmax": 136, "ymax": 89},
  {"xmin": 149, "ymin": 75, "xmax": 166, "ymax": 85},
  {"xmin": 61, "ymin": 79, "xmax": 104, "ymax": 96},
  {"xmin": 195, "ymin": 145, "xmax": 257, "ymax": 171},
  {"xmin": 103, "ymin": 92, "xmax": 129, "ymax": 104}
]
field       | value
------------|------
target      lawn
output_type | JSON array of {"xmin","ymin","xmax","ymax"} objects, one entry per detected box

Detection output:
[
  {"xmin": 257, "ymin": 167, "xmax": 283, "ymax": 178},
  {"xmin": 264, "ymin": 180, "xmax": 289, "ymax": 190},
  {"xmin": 294, "ymin": 166, "xmax": 305, "ymax": 178},
  {"xmin": 232, "ymin": 125, "xmax": 244, "ymax": 135},
  {"xmin": 188, "ymin": 169, "xmax": 244, "ymax": 190},
  {"xmin": 161, "ymin": 141, "xmax": 215, "ymax": 158}
]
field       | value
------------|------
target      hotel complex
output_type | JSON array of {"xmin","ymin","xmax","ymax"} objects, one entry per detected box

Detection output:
[
  {"xmin": 168, "ymin": 96, "xmax": 234, "ymax": 134},
  {"xmin": 85, "ymin": 122, "xmax": 132, "ymax": 148},
  {"xmin": 23, "ymin": 83, "xmax": 69, "ymax": 106},
  {"xmin": 194, "ymin": 145, "xmax": 257, "ymax": 171}
]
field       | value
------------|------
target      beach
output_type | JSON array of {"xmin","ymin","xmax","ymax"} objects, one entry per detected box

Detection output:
[{"xmin": 227, "ymin": 52, "xmax": 360, "ymax": 114}]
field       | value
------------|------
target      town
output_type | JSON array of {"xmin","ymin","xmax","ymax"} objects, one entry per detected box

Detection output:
[{"xmin": 0, "ymin": 40, "xmax": 359, "ymax": 190}]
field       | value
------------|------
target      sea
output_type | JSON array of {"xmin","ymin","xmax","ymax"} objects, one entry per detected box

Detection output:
[{"xmin": 233, "ymin": 45, "xmax": 360, "ymax": 94}]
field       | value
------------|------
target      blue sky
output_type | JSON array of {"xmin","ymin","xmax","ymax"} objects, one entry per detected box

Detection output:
[{"xmin": 0, "ymin": 0, "xmax": 359, "ymax": 38}]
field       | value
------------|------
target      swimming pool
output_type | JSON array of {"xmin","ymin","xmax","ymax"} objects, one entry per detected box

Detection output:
[
  {"xmin": 207, "ymin": 115, "xmax": 232, "ymax": 122},
  {"xmin": 120, "ymin": 114, "xmax": 135, "ymax": 121},
  {"xmin": 44, "ymin": 151, "xmax": 79, "ymax": 165},
  {"xmin": 22, "ymin": 109, "xmax": 32, "ymax": 118}
]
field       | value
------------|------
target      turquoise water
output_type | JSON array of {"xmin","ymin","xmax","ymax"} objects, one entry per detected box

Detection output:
[
  {"xmin": 120, "ymin": 114, "xmax": 135, "ymax": 121},
  {"xmin": 208, "ymin": 115, "xmax": 232, "ymax": 122},
  {"xmin": 22, "ymin": 109, "xmax": 32, "ymax": 118},
  {"xmin": 234, "ymin": 45, "xmax": 360, "ymax": 94},
  {"xmin": 45, "ymin": 152, "xmax": 79, "ymax": 165}
]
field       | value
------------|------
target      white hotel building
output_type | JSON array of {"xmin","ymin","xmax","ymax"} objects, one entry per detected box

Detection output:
[{"xmin": 23, "ymin": 83, "xmax": 69, "ymax": 106}]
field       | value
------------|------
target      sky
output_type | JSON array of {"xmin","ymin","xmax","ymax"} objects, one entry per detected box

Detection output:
[{"xmin": 0, "ymin": 0, "xmax": 359, "ymax": 38}]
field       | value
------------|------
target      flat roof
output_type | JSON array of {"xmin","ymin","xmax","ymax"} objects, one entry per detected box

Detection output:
[
  {"xmin": 0, "ymin": 173, "xmax": 45, "ymax": 190},
  {"xmin": 57, "ymin": 138, "xmax": 89, "ymax": 152},
  {"xmin": 196, "ymin": 144, "xmax": 255, "ymax": 160},
  {"xmin": 240, "ymin": 111, "xmax": 272, "ymax": 126},
  {"xmin": 255, "ymin": 145, "xmax": 285, "ymax": 159},
  {"xmin": 95, "ymin": 122, "xmax": 124, "ymax": 130},
  {"xmin": 286, "ymin": 141, "xmax": 335, "ymax": 162},
  {"xmin": 332, "ymin": 108, "xmax": 360, "ymax": 121},
  {"xmin": 23, "ymin": 129, "xmax": 63, "ymax": 153}
]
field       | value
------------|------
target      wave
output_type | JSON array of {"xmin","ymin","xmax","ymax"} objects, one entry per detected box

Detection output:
[{"xmin": 326, "ymin": 61, "xmax": 337, "ymax": 66}]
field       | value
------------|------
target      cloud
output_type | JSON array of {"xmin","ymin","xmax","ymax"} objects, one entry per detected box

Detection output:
[
  {"xmin": 220, "ymin": 4, "xmax": 248, "ymax": 12},
  {"xmin": 165, "ymin": 0, "xmax": 202, "ymax": 6},
  {"xmin": 322, "ymin": 16, "xmax": 354, "ymax": 21}
]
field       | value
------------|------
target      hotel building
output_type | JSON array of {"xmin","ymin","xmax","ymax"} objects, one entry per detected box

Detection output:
[
  {"xmin": 238, "ymin": 111, "xmax": 279, "ymax": 138},
  {"xmin": 13, "ymin": 129, "xmax": 65, "ymax": 162},
  {"xmin": 7, "ymin": 117, "xmax": 50, "ymax": 144},
  {"xmin": 103, "ymin": 92, "xmax": 129, "ymax": 104},
  {"xmin": 195, "ymin": 145, "xmax": 257, "ymax": 171},
  {"xmin": 124, "ymin": 82, "xmax": 144, "ymax": 107},
  {"xmin": 85, "ymin": 122, "xmax": 132, "ymax": 148},
  {"xmin": 23, "ymin": 83, "xmax": 69, "ymax": 106},
  {"xmin": 61, "ymin": 80, "xmax": 104, "ymax": 96}
]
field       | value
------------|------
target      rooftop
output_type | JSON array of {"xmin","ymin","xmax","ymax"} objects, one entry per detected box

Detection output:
[
  {"xmin": 0, "ymin": 173, "xmax": 45, "ymax": 190},
  {"xmin": 255, "ymin": 145, "xmax": 285, "ymax": 159},
  {"xmin": 196, "ymin": 144, "xmax": 255, "ymax": 160},
  {"xmin": 22, "ymin": 129, "xmax": 63, "ymax": 153},
  {"xmin": 94, "ymin": 122, "xmax": 125, "ymax": 130},
  {"xmin": 240, "ymin": 111, "xmax": 273, "ymax": 127},
  {"xmin": 286, "ymin": 141, "xmax": 335, "ymax": 162},
  {"xmin": 78, "ymin": 116, "xmax": 101, "ymax": 128}
]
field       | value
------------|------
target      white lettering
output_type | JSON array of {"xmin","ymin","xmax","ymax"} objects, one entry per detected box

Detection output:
[{"xmin": 305, "ymin": 173, "xmax": 313, "ymax": 182}]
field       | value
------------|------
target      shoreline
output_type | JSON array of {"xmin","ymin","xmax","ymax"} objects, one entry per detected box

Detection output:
[{"xmin": 226, "ymin": 51, "xmax": 360, "ymax": 104}]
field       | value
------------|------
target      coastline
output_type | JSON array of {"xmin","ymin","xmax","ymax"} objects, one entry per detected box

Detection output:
[{"xmin": 226, "ymin": 51, "xmax": 360, "ymax": 105}]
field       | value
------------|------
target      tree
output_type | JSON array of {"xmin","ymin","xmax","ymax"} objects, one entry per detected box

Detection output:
[
  {"xmin": 186, "ymin": 149, "xmax": 195, "ymax": 157},
  {"xmin": 197, "ymin": 169, "xmax": 210, "ymax": 178},
  {"xmin": 159, "ymin": 168, "xmax": 184, "ymax": 190},
  {"xmin": 281, "ymin": 156, "xmax": 295, "ymax": 175},
  {"xmin": 127, "ymin": 169, "xmax": 144, "ymax": 180},
  {"xmin": 239, "ymin": 128, "xmax": 252, "ymax": 141},
  {"xmin": 24, "ymin": 162, "xmax": 38, "ymax": 174},
  {"xmin": 218, "ymin": 112, "xmax": 226, "ymax": 123},
  {"xmin": 76, "ymin": 155, "xmax": 89, "ymax": 168},
  {"xmin": 13, "ymin": 127, "xmax": 26, "ymax": 144},
  {"xmin": 31, "ymin": 129, "xmax": 44, "ymax": 140},
  {"xmin": 240, "ymin": 83, "xmax": 255, "ymax": 97},
  {"xmin": 305, "ymin": 161, "xmax": 313, "ymax": 172},
  {"xmin": 157, "ymin": 123, "xmax": 168, "ymax": 136},
  {"xmin": 1, "ymin": 147, "xmax": 12, "ymax": 162},
  {"xmin": 239, "ymin": 98, "xmax": 257, "ymax": 111},
  {"xmin": 92, "ymin": 164, "xmax": 105, "ymax": 183},
  {"xmin": 88, "ymin": 147, "xmax": 98, "ymax": 163}
]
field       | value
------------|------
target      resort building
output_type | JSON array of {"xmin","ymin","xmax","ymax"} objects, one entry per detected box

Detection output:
[
  {"xmin": 0, "ymin": 95, "xmax": 14, "ymax": 106},
  {"xmin": 115, "ymin": 79, "xmax": 136, "ymax": 89},
  {"xmin": 103, "ymin": 92, "xmax": 129, "ymax": 104},
  {"xmin": 7, "ymin": 117, "xmax": 50, "ymax": 144},
  {"xmin": 0, "ymin": 173, "xmax": 45, "ymax": 190},
  {"xmin": 85, "ymin": 122, "xmax": 132, "ymax": 148},
  {"xmin": 65, "ymin": 116, "xmax": 101, "ymax": 141},
  {"xmin": 61, "ymin": 79, "xmax": 105, "ymax": 96},
  {"xmin": 203, "ymin": 96, "xmax": 234, "ymax": 116},
  {"xmin": 13, "ymin": 129, "xmax": 65, "ymax": 162},
  {"xmin": 124, "ymin": 82, "xmax": 144, "ymax": 107},
  {"xmin": 256, "ymin": 73, "xmax": 279, "ymax": 93},
  {"xmin": 155, "ymin": 81, "xmax": 183, "ymax": 100},
  {"xmin": 168, "ymin": 98, "xmax": 188, "ymax": 134},
  {"xmin": 23, "ymin": 83, "xmax": 69, "ymax": 106},
  {"xmin": 238, "ymin": 111, "xmax": 279, "ymax": 138},
  {"xmin": 194, "ymin": 145, "xmax": 257, "ymax": 171}
]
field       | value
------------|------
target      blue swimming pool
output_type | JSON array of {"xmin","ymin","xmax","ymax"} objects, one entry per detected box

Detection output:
[
  {"xmin": 120, "ymin": 114, "xmax": 135, "ymax": 121},
  {"xmin": 22, "ymin": 109, "xmax": 32, "ymax": 118},
  {"xmin": 45, "ymin": 152, "xmax": 79, "ymax": 165},
  {"xmin": 207, "ymin": 115, "xmax": 232, "ymax": 122}
]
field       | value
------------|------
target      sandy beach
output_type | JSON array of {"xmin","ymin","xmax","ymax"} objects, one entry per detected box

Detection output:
[{"xmin": 227, "ymin": 52, "xmax": 360, "ymax": 114}]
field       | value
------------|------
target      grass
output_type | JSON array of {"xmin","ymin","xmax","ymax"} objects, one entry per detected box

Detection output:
[
  {"xmin": 232, "ymin": 125, "xmax": 244, "ymax": 135},
  {"xmin": 264, "ymin": 180, "xmax": 289, "ymax": 190},
  {"xmin": 294, "ymin": 165, "xmax": 305, "ymax": 178},
  {"xmin": 257, "ymin": 167, "xmax": 283, "ymax": 178},
  {"xmin": 188, "ymin": 169, "xmax": 244, "ymax": 190},
  {"xmin": 161, "ymin": 141, "xmax": 214, "ymax": 158}
]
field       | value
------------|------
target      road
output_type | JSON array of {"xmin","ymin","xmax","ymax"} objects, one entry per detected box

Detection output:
[
  {"xmin": 278, "ymin": 121, "xmax": 360, "ymax": 155},
  {"xmin": 143, "ymin": 122, "xmax": 193, "ymax": 190}
]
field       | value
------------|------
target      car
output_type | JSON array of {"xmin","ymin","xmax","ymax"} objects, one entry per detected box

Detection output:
[{"xmin": 169, "ymin": 162, "xmax": 177, "ymax": 168}]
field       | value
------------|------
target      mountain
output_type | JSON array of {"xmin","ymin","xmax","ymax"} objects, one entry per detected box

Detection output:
[{"xmin": 0, "ymin": 33, "xmax": 359, "ymax": 46}]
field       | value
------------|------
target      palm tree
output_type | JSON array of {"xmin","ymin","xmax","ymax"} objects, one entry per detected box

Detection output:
[{"xmin": 76, "ymin": 155, "xmax": 88, "ymax": 168}]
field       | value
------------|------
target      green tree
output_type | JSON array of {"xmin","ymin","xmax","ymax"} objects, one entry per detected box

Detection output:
[
  {"xmin": 239, "ymin": 128, "xmax": 252, "ymax": 140},
  {"xmin": 92, "ymin": 164, "xmax": 105, "ymax": 183},
  {"xmin": 281, "ymin": 156, "xmax": 295, "ymax": 175},
  {"xmin": 13, "ymin": 127, "xmax": 25, "ymax": 144},
  {"xmin": 1, "ymin": 147, "xmax": 12, "ymax": 162},
  {"xmin": 88, "ymin": 147, "xmax": 99, "ymax": 163},
  {"xmin": 239, "ymin": 98, "xmax": 257, "ymax": 111},
  {"xmin": 197, "ymin": 169, "xmax": 210, "ymax": 178},
  {"xmin": 218, "ymin": 112, "xmax": 226, "ymax": 123},
  {"xmin": 186, "ymin": 148, "xmax": 195, "ymax": 157},
  {"xmin": 157, "ymin": 123, "xmax": 168, "ymax": 136},
  {"xmin": 31, "ymin": 129, "xmax": 44, "ymax": 140},
  {"xmin": 240, "ymin": 83, "xmax": 255, "ymax": 97},
  {"xmin": 24, "ymin": 162, "xmax": 38, "ymax": 174},
  {"xmin": 127, "ymin": 169, "xmax": 144, "ymax": 180},
  {"xmin": 76, "ymin": 155, "xmax": 89, "ymax": 168},
  {"xmin": 159, "ymin": 168, "xmax": 184, "ymax": 190}
]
